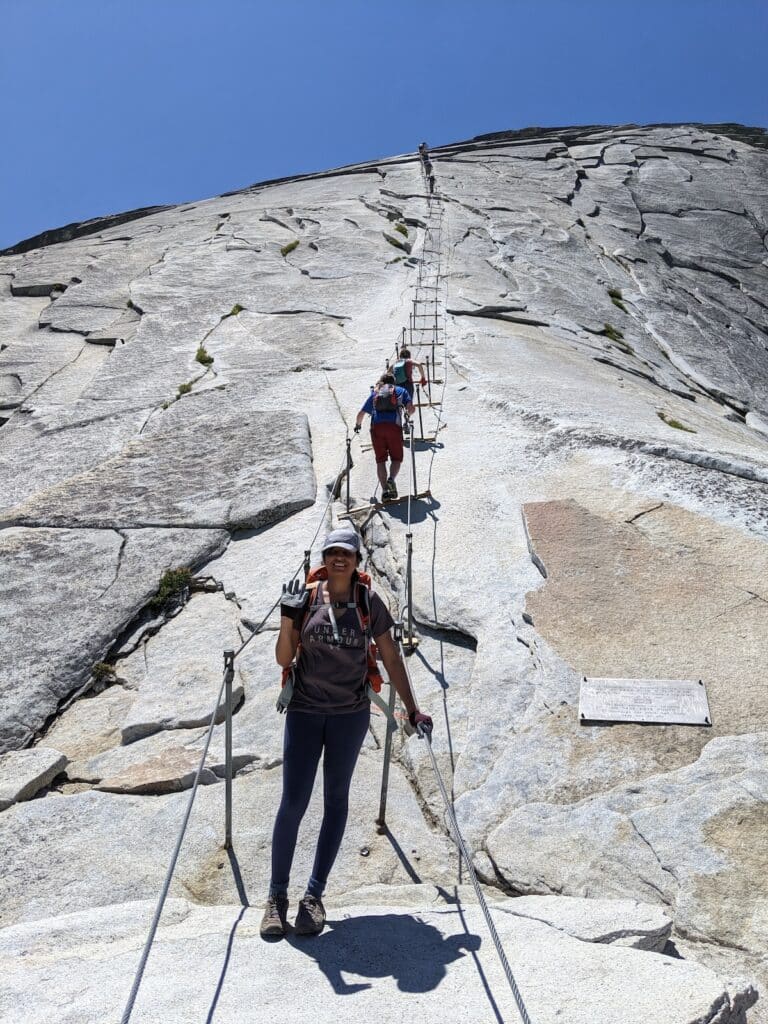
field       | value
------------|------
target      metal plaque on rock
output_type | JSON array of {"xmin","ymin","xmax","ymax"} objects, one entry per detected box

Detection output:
[{"xmin": 579, "ymin": 677, "xmax": 711, "ymax": 726}]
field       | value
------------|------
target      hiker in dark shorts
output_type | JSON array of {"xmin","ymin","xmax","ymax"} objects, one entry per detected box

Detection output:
[
  {"xmin": 392, "ymin": 347, "xmax": 427, "ymax": 402},
  {"xmin": 261, "ymin": 526, "xmax": 432, "ymax": 938},
  {"xmin": 354, "ymin": 373, "xmax": 414, "ymax": 500}
]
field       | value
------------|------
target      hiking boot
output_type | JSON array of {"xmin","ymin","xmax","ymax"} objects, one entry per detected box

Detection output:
[
  {"xmin": 294, "ymin": 893, "xmax": 326, "ymax": 936},
  {"xmin": 260, "ymin": 894, "xmax": 289, "ymax": 938},
  {"xmin": 386, "ymin": 478, "xmax": 398, "ymax": 499}
]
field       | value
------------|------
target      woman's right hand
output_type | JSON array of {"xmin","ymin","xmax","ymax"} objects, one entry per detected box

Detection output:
[{"xmin": 280, "ymin": 579, "xmax": 308, "ymax": 617}]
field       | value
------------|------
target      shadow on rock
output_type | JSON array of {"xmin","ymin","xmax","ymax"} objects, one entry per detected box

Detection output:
[{"xmin": 287, "ymin": 913, "xmax": 481, "ymax": 994}]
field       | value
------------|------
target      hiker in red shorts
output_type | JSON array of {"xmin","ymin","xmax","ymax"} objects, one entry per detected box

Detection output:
[{"xmin": 354, "ymin": 373, "xmax": 414, "ymax": 500}]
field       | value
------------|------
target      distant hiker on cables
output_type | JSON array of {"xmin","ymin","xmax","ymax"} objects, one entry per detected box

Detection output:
[
  {"xmin": 391, "ymin": 347, "xmax": 427, "ymax": 403},
  {"xmin": 261, "ymin": 526, "xmax": 432, "ymax": 939},
  {"xmin": 354, "ymin": 372, "xmax": 414, "ymax": 501}
]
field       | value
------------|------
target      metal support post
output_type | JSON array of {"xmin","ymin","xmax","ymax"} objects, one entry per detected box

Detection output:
[
  {"xmin": 401, "ymin": 326, "xmax": 406, "ymax": 349},
  {"xmin": 376, "ymin": 620, "xmax": 401, "ymax": 833},
  {"xmin": 223, "ymin": 649, "xmax": 235, "ymax": 849},
  {"xmin": 345, "ymin": 437, "xmax": 352, "ymax": 512},
  {"xmin": 410, "ymin": 421, "xmax": 418, "ymax": 495},
  {"xmin": 415, "ymin": 383, "xmax": 425, "ymax": 440},
  {"xmin": 406, "ymin": 534, "xmax": 415, "ymax": 650}
]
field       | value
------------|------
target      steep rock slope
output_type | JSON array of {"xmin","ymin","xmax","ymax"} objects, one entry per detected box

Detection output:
[{"xmin": 0, "ymin": 123, "xmax": 766, "ymax": 1023}]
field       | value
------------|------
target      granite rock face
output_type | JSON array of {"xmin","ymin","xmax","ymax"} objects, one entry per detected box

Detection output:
[
  {"xmin": 0, "ymin": 891, "xmax": 757, "ymax": 1024},
  {"xmin": 0, "ymin": 123, "xmax": 767, "ymax": 1022},
  {"xmin": 0, "ymin": 747, "xmax": 67, "ymax": 810}
]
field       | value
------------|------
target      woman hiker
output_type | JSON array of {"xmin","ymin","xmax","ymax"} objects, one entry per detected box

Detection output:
[{"xmin": 261, "ymin": 526, "xmax": 433, "ymax": 938}]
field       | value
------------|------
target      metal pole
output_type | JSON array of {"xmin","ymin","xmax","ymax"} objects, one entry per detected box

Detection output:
[
  {"xmin": 410, "ymin": 420, "xmax": 418, "ymax": 495},
  {"xmin": 415, "ymin": 383, "xmax": 425, "ymax": 441},
  {"xmin": 345, "ymin": 437, "xmax": 352, "ymax": 513},
  {"xmin": 406, "ymin": 535, "xmax": 414, "ymax": 649},
  {"xmin": 401, "ymin": 326, "xmax": 406, "ymax": 350},
  {"xmin": 223, "ymin": 649, "xmax": 235, "ymax": 849},
  {"xmin": 376, "ymin": 622, "xmax": 401, "ymax": 832}
]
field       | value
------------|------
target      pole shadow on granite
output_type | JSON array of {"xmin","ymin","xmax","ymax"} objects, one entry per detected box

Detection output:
[
  {"xmin": 286, "ymin": 913, "xmax": 482, "ymax": 996},
  {"xmin": 378, "ymin": 824, "xmax": 422, "ymax": 883},
  {"xmin": 205, "ymin": 845, "xmax": 250, "ymax": 1024},
  {"xmin": 380, "ymin": 495, "xmax": 442, "ymax": 526}
]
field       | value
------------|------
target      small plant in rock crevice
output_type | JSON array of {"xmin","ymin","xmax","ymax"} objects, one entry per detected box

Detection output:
[
  {"xmin": 177, "ymin": 381, "xmax": 193, "ymax": 397},
  {"xmin": 92, "ymin": 662, "xmax": 117, "ymax": 684},
  {"xmin": 603, "ymin": 323, "xmax": 624, "ymax": 343},
  {"xmin": 657, "ymin": 411, "xmax": 696, "ymax": 433},
  {"xmin": 149, "ymin": 567, "xmax": 194, "ymax": 609},
  {"xmin": 384, "ymin": 233, "xmax": 411, "ymax": 254},
  {"xmin": 280, "ymin": 240, "xmax": 299, "ymax": 257},
  {"xmin": 226, "ymin": 303, "xmax": 244, "ymax": 317},
  {"xmin": 394, "ymin": 222, "xmax": 409, "ymax": 237},
  {"xmin": 614, "ymin": 339, "xmax": 635, "ymax": 356},
  {"xmin": 195, "ymin": 344, "xmax": 214, "ymax": 367},
  {"xmin": 608, "ymin": 287, "xmax": 628, "ymax": 313}
]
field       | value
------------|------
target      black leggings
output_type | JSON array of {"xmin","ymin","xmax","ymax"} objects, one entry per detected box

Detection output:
[{"xmin": 270, "ymin": 706, "xmax": 369, "ymax": 897}]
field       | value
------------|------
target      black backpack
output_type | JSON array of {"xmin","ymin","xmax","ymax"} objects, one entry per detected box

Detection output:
[{"xmin": 373, "ymin": 384, "xmax": 399, "ymax": 413}]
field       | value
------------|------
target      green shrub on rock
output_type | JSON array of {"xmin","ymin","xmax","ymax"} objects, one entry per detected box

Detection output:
[
  {"xmin": 195, "ymin": 345, "xmax": 214, "ymax": 367},
  {"xmin": 608, "ymin": 287, "xmax": 628, "ymax": 313},
  {"xmin": 149, "ymin": 567, "xmax": 193, "ymax": 609},
  {"xmin": 657, "ymin": 411, "xmax": 696, "ymax": 433}
]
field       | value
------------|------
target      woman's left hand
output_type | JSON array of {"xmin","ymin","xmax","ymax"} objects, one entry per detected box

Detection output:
[{"xmin": 409, "ymin": 709, "xmax": 433, "ymax": 736}]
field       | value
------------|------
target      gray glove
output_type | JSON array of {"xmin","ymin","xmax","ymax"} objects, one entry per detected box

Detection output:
[
  {"xmin": 280, "ymin": 579, "xmax": 308, "ymax": 621},
  {"xmin": 409, "ymin": 710, "xmax": 433, "ymax": 737}
]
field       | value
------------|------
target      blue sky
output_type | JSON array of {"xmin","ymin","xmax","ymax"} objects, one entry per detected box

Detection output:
[{"xmin": 1, "ymin": 0, "xmax": 766, "ymax": 250}]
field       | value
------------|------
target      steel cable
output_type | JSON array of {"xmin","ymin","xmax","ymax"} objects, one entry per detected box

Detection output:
[
  {"xmin": 403, "ymin": 164, "xmax": 533, "ymax": 1021},
  {"xmin": 397, "ymin": 641, "xmax": 534, "ymax": 1024},
  {"xmin": 121, "ymin": 437, "xmax": 351, "ymax": 1022},
  {"xmin": 120, "ymin": 670, "xmax": 227, "ymax": 1024}
]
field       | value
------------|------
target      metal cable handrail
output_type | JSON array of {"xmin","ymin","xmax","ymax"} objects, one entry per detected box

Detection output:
[
  {"xmin": 120, "ymin": 669, "xmax": 228, "ymax": 1024},
  {"xmin": 401, "ymin": 166, "xmax": 533, "ymax": 1021},
  {"xmin": 121, "ymin": 440, "xmax": 352, "ymax": 1021},
  {"xmin": 398, "ymin": 640, "xmax": 534, "ymax": 1024}
]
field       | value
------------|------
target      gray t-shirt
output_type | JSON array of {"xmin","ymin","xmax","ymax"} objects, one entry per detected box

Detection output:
[{"xmin": 290, "ymin": 584, "xmax": 394, "ymax": 714}]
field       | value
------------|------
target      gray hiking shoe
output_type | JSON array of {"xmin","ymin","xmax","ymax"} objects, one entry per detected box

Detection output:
[
  {"xmin": 260, "ymin": 894, "xmax": 289, "ymax": 937},
  {"xmin": 294, "ymin": 893, "xmax": 326, "ymax": 936},
  {"xmin": 386, "ymin": 478, "xmax": 398, "ymax": 499}
]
